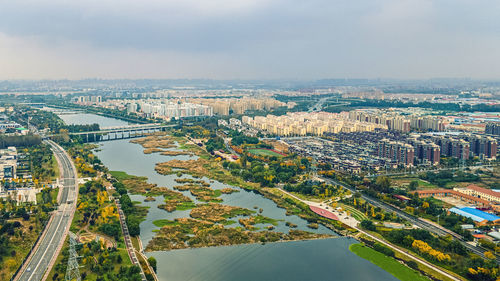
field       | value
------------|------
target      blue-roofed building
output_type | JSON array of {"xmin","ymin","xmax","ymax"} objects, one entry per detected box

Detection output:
[{"xmin": 449, "ymin": 207, "xmax": 500, "ymax": 225}]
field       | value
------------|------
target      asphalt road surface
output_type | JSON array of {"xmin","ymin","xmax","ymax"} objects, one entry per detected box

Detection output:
[{"xmin": 16, "ymin": 140, "xmax": 78, "ymax": 281}]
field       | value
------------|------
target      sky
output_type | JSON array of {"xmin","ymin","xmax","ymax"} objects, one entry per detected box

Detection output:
[{"xmin": 0, "ymin": 0, "xmax": 499, "ymax": 80}]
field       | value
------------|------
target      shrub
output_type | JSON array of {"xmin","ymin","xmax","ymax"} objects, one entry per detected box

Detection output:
[{"xmin": 373, "ymin": 242, "xmax": 395, "ymax": 257}]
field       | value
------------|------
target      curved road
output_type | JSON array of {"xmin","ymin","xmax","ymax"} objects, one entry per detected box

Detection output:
[{"xmin": 15, "ymin": 140, "xmax": 78, "ymax": 281}]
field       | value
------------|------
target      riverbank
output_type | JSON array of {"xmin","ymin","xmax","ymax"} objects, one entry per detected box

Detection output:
[
  {"xmin": 133, "ymin": 133, "xmax": 352, "ymax": 235},
  {"xmin": 350, "ymin": 243, "xmax": 430, "ymax": 281},
  {"xmin": 147, "ymin": 238, "xmax": 400, "ymax": 281},
  {"xmin": 110, "ymin": 168, "xmax": 334, "ymax": 252},
  {"xmin": 134, "ymin": 133, "xmax": 260, "ymax": 190},
  {"xmin": 103, "ymin": 133, "xmax": 344, "ymax": 252}
]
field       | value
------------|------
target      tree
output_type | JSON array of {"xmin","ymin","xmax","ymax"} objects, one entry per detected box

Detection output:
[
  {"xmin": 409, "ymin": 180, "xmax": 418, "ymax": 191},
  {"xmin": 406, "ymin": 260, "xmax": 418, "ymax": 269},
  {"xmin": 375, "ymin": 176, "xmax": 391, "ymax": 192},
  {"xmin": 147, "ymin": 256, "xmax": 157, "ymax": 272},
  {"xmin": 484, "ymin": 251, "xmax": 495, "ymax": 260},
  {"xmin": 99, "ymin": 222, "xmax": 121, "ymax": 240},
  {"xmin": 373, "ymin": 242, "xmax": 394, "ymax": 257},
  {"xmin": 127, "ymin": 217, "xmax": 141, "ymax": 236},
  {"xmin": 360, "ymin": 220, "xmax": 376, "ymax": 231}
]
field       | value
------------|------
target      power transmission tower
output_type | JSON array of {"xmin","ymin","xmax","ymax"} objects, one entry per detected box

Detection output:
[{"xmin": 65, "ymin": 232, "xmax": 81, "ymax": 281}]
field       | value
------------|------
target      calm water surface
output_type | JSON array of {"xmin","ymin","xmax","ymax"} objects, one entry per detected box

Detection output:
[
  {"xmin": 58, "ymin": 112, "xmax": 130, "ymax": 127},
  {"xmin": 62, "ymin": 113, "xmax": 397, "ymax": 281},
  {"xmin": 148, "ymin": 238, "xmax": 398, "ymax": 281}
]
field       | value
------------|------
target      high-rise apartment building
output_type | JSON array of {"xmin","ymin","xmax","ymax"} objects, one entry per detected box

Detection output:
[
  {"xmin": 413, "ymin": 141, "xmax": 440, "ymax": 165},
  {"xmin": 486, "ymin": 122, "xmax": 500, "ymax": 136},
  {"xmin": 377, "ymin": 139, "xmax": 414, "ymax": 166}
]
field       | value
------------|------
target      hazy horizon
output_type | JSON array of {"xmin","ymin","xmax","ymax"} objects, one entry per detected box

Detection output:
[{"xmin": 1, "ymin": 0, "xmax": 499, "ymax": 80}]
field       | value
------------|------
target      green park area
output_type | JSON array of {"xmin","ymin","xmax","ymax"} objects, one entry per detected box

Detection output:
[
  {"xmin": 247, "ymin": 148, "xmax": 283, "ymax": 157},
  {"xmin": 349, "ymin": 243, "xmax": 430, "ymax": 281}
]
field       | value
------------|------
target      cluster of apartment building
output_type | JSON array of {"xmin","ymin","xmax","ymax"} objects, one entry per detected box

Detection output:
[
  {"xmin": 377, "ymin": 139, "xmax": 440, "ymax": 166},
  {"xmin": 243, "ymin": 112, "xmax": 387, "ymax": 136},
  {"xmin": 189, "ymin": 97, "xmax": 292, "ymax": 115},
  {"xmin": 341, "ymin": 92, "xmax": 455, "ymax": 102},
  {"xmin": 94, "ymin": 98, "xmax": 213, "ymax": 120},
  {"xmin": 125, "ymin": 100, "xmax": 213, "ymax": 120},
  {"xmin": 75, "ymin": 95, "xmax": 103, "ymax": 105},
  {"xmin": 376, "ymin": 132, "xmax": 498, "ymax": 167},
  {"xmin": 348, "ymin": 109, "xmax": 445, "ymax": 132},
  {"xmin": 377, "ymin": 139, "xmax": 416, "ymax": 166},
  {"xmin": 486, "ymin": 122, "xmax": 500, "ymax": 136},
  {"xmin": 431, "ymin": 134, "xmax": 498, "ymax": 160}
]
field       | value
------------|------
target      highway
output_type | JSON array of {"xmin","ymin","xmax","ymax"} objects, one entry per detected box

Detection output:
[
  {"xmin": 15, "ymin": 140, "xmax": 78, "ymax": 281},
  {"xmin": 320, "ymin": 176, "xmax": 500, "ymax": 263}
]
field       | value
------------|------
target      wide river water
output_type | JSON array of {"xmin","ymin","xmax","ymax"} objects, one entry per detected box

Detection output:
[{"xmin": 57, "ymin": 112, "xmax": 398, "ymax": 281}]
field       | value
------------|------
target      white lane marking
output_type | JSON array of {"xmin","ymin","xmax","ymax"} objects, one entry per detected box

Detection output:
[{"xmin": 27, "ymin": 212, "xmax": 65, "ymax": 281}]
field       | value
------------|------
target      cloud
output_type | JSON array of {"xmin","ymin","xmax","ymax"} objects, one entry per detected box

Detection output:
[{"xmin": 0, "ymin": 0, "xmax": 499, "ymax": 79}]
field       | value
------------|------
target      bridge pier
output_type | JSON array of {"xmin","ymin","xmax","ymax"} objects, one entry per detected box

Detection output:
[{"xmin": 67, "ymin": 124, "xmax": 170, "ymax": 143}]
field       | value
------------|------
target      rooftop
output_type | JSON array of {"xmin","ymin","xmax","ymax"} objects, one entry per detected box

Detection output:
[
  {"xmin": 449, "ymin": 207, "xmax": 500, "ymax": 222},
  {"xmin": 487, "ymin": 232, "xmax": 500, "ymax": 240},
  {"xmin": 467, "ymin": 184, "xmax": 500, "ymax": 199}
]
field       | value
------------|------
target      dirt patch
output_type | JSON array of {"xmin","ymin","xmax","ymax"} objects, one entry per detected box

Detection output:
[
  {"xmin": 221, "ymin": 188, "xmax": 239, "ymax": 194},
  {"xmin": 143, "ymin": 148, "xmax": 166, "ymax": 154},
  {"xmin": 131, "ymin": 134, "xmax": 177, "ymax": 151},
  {"xmin": 161, "ymin": 150, "xmax": 192, "ymax": 156},
  {"xmin": 190, "ymin": 203, "xmax": 253, "ymax": 222}
]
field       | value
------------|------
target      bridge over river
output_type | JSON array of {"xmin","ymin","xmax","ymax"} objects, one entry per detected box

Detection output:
[{"xmin": 53, "ymin": 123, "xmax": 174, "ymax": 142}]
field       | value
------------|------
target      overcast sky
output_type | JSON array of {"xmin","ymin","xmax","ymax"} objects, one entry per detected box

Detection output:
[{"xmin": 0, "ymin": 0, "xmax": 499, "ymax": 80}]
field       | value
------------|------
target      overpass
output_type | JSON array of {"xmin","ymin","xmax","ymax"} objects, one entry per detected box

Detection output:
[{"xmin": 64, "ymin": 123, "xmax": 174, "ymax": 142}]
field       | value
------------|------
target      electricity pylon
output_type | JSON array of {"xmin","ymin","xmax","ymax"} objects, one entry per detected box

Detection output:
[{"xmin": 65, "ymin": 232, "xmax": 81, "ymax": 281}]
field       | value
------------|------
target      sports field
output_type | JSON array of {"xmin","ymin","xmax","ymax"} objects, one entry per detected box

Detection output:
[{"xmin": 248, "ymin": 148, "xmax": 284, "ymax": 157}]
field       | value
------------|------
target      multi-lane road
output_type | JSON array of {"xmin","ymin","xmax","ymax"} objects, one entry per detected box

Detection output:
[
  {"xmin": 15, "ymin": 140, "xmax": 78, "ymax": 281},
  {"xmin": 321, "ymin": 176, "xmax": 500, "ymax": 263}
]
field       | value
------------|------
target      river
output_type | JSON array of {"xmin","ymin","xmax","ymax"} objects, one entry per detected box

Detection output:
[{"xmin": 57, "ymin": 112, "xmax": 399, "ymax": 281}]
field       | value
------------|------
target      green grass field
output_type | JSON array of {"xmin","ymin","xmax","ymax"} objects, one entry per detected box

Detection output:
[
  {"xmin": 341, "ymin": 204, "xmax": 368, "ymax": 221},
  {"xmin": 350, "ymin": 243, "xmax": 430, "ymax": 281},
  {"xmin": 109, "ymin": 170, "xmax": 135, "ymax": 180},
  {"xmin": 248, "ymin": 148, "xmax": 283, "ymax": 157}
]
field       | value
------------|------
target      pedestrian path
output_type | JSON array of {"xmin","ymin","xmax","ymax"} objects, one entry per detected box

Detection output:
[{"xmin": 115, "ymin": 199, "xmax": 147, "ymax": 281}]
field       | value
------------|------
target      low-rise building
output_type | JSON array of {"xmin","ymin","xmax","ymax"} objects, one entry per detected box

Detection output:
[
  {"xmin": 0, "ymin": 147, "xmax": 17, "ymax": 180},
  {"xmin": 454, "ymin": 184, "xmax": 500, "ymax": 204},
  {"xmin": 415, "ymin": 189, "xmax": 491, "ymax": 208},
  {"xmin": 449, "ymin": 207, "xmax": 500, "ymax": 226}
]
